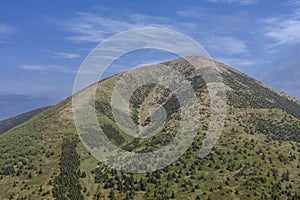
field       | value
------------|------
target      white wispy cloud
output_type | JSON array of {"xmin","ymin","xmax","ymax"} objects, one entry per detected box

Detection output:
[
  {"xmin": 53, "ymin": 11, "xmax": 253, "ymax": 64},
  {"xmin": 51, "ymin": 11, "xmax": 199, "ymax": 44},
  {"xmin": 0, "ymin": 23, "xmax": 15, "ymax": 37},
  {"xmin": 54, "ymin": 12, "xmax": 170, "ymax": 43},
  {"xmin": 53, "ymin": 52, "xmax": 81, "ymax": 59},
  {"xmin": 19, "ymin": 64, "xmax": 74, "ymax": 73},
  {"xmin": 205, "ymin": 0, "xmax": 256, "ymax": 5},
  {"xmin": 288, "ymin": 0, "xmax": 300, "ymax": 7},
  {"xmin": 263, "ymin": 16, "xmax": 300, "ymax": 46},
  {"xmin": 176, "ymin": 7, "xmax": 205, "ymax": 18},
  {"xmin": 215, "ymin": 57, "xmax": 260, "ymax": 67},
  {"xmin": 262, "ymin": 1, "xmax": 300, "ymax": 47},
  {"xmin": 205, "ymin": 36, "xmax": 248, "ymax": 55}
]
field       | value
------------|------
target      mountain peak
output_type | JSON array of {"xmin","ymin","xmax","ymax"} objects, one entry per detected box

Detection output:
[{"xmin": 0, "ymin": 57, "xmax": 300, "ymax": 199}]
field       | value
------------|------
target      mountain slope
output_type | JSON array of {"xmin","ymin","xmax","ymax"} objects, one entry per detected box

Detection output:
[
  {"xmin": 0, "ymin": 56, "xmax": 299, "ymax": 200},
  {"xmin": 0, "ymin": 107, "xmax": 50, "ymax": 135}
]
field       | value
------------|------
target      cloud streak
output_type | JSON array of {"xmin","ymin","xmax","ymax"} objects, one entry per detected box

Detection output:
[
  {"xmin": 216, "ymin": 57, "xmax": 260, "ymax": 67},
  {"xmin": 205, "ymin": 0, "xmax": 256, "ymax": 5},
  {"xmin": 0, "ymin": 23, "xmax": 15, "ymax": 38},
  {"xmin": 205, "ymin": 36, "xmax": 248, "ymax": 55},
  {"xmin": 176, "ymin": 7, "xmax": 205, "ymax": 18},
  {"xmin": 53, "ymin": 52, "xmax": 81, "ymax": 59},
  {"xmin": 264, "ymin": 16, "xmax": 300, "ymax": 46},
  {"xmin": 262, "ymin": 2, "xmax": 300, "ymax": 47},
  {"xmin": 19, "ymin": 64, "xmax": 74, "ymax": 73},
  {"xmin": 51, "ymin": 11, "xmax": 198, "ymax": 44},
  {"xmin": 64, "ymin": 13, "xmax": 136, "ymax": 42}
]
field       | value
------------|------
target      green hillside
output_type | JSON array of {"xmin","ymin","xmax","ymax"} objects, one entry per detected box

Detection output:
[
  {"xmin": 0, "ymin": 56, "xmax": 299, "ymax": 200},
  {"xmin": 0, "ymin": 107, "xmax": 50, "ymax": 135}
]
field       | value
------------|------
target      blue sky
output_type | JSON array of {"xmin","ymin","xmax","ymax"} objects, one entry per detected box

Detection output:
[{"xmin": 0, "ymin": 0, "xmax": 300, "ymax": 119}]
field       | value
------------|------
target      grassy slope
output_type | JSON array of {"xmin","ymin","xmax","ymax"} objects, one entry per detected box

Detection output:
[
  {"xmin": 0, "ymin": 57, "xmax": 299, "ymax": 199},
  {"xmin": 0, "ymin": 100, "xmax": 70, "ymax": 199},
  {"xmin": 0, "ymin": 107, "xmax": 50, "ymax": 135}
]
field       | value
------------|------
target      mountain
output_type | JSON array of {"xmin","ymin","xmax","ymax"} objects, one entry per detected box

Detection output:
[
  {"xmin": 0, "ymin": 107, "xmax": 50, "ymax": 135},
  {"xmin": 0, "ymin": 56, "xmax": 299, "ymax": 200}
]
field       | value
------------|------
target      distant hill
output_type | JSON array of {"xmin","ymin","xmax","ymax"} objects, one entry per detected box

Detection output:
[
  {"xmin": 0, "ymin": 107, "xmax": 50, "ymax": 134},
  {"xmin": 0, "ymin": 56, "xmax": 299, "ymax": 199}
]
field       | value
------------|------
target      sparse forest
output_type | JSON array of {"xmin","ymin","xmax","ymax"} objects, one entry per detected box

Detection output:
[{"xmin": 0, "ymin": 58, "xmax": 299, "ymax": 199}]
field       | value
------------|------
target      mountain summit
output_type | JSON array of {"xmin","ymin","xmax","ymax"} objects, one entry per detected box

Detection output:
[{"xmin": 0, "ymin": 56, "xmax": 299, "ymax": 199}]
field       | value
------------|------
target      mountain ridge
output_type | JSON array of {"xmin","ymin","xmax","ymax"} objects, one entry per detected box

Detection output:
[
  {"xmin": 0, "ymin": 56, "xmax": 299, "ymax": 199},
  {"xmin": 0, "ymin": 106, "xmax": 51, "ymax": 135}
]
